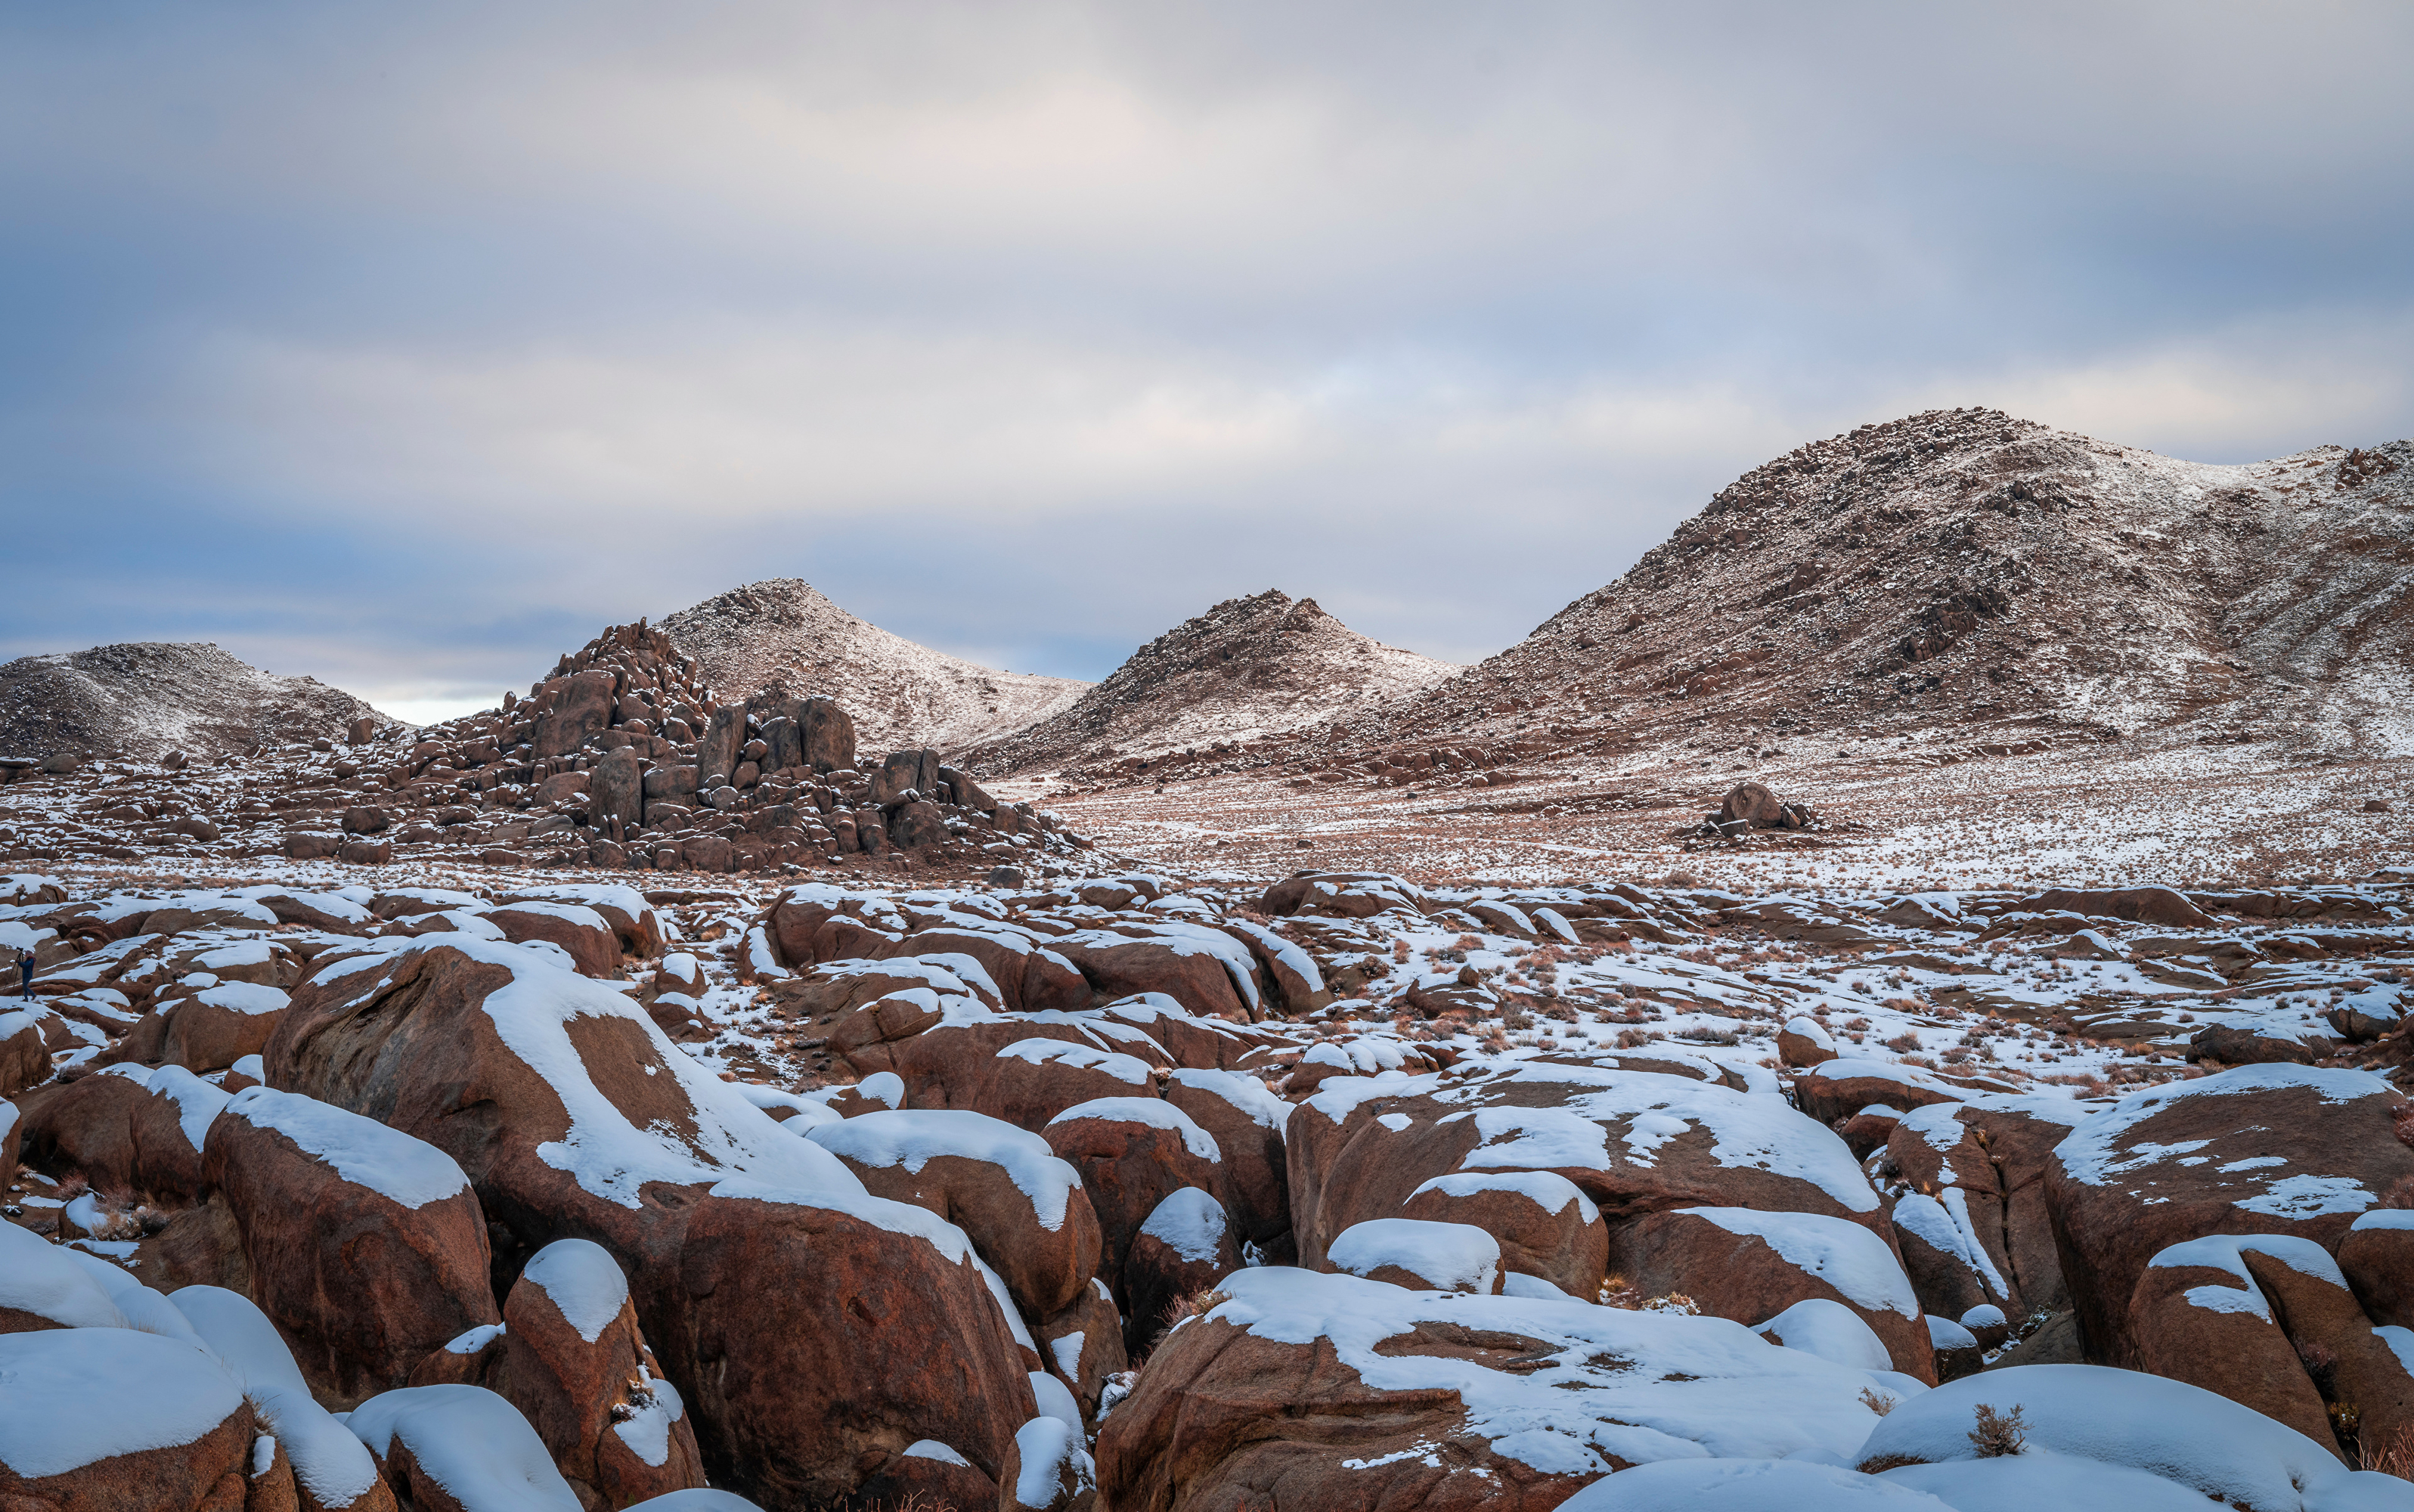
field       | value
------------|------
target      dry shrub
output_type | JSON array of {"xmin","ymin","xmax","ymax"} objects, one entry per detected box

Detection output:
[
  {"xmin": 1858, "ymin": 1387, "xmax": 1895, "ymax": 1418},
  {"xmin": 2361, "ymin": 1418, "xmax": 2414, "ymax": 1479},
  {"xmin": 1165, "ymin": 1286, "xmax": 1229, "ymax": 1327},
  {"xmin": 1967, "ymin": 1403, "xmax": 2027, "ymax": 1458},
  {"xmin": 1150, "ymin": 1286, "xmax": 1231, "ymax": 1356}
]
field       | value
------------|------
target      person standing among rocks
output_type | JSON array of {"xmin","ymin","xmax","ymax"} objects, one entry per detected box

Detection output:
[{"xmin": 16, "ymin": 947, "xmax": 32, "ymax": 1001}]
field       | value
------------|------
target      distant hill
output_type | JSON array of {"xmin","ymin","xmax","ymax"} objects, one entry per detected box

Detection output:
[
  {"xmin": 0, "ymin": 643, "xmax": 395, "ymax": 761},
  {"xmin": 967, "ymin": 590, "xmax": 1457, "ymax": 776},
  {"xmin": 1303, "ymin": 409, "xmax": 2414, "ymax": 766},
  {"xmin": 662, "ymin": 579, "xmax": 1088, "ymax": 754}
]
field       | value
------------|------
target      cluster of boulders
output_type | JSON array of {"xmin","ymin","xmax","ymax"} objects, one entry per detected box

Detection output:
[
  {"xmin": 0, "ymin": 620, "xmax": 1093, "ymax": 879},
  {"xmin": 1695, "ymin": 779, "xmax": 1822, "ymax": 841},
  {"xmin": 6, "ymin": 865, "xmax": 2414, "ymax": 1510},
  {"xmin": 305, "ymin": 621, "xmax": 1080, "ymax": 876}
]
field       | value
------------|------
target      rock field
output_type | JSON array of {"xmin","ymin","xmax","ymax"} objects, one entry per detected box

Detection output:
[
  {"xmin": 2, "ymin": 408, "xmax": 2412, "ymax": 1510},
  {"xmin": 5, "ymin": 854, "xmax": 2414, "ymax": 1510}
]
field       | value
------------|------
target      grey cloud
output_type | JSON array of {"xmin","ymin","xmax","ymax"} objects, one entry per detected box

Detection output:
[{"xmin": 3, "ymin": 1, "xmax": 2409, "ymax": 717}]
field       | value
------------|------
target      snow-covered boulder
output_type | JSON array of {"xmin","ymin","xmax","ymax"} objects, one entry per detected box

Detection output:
[
  {"xmin": 348, "ymin": 1384, "xmax": 584, "ymax": 1512},
  {"xmin": 17, "ymin": 1062, "xmax": 225, "ymax": 1202},
  {"xmin": 203, "ymin": 1084, "xmax": 495, "ymax": 1406},
  {"xmin": 1288, "ymin": 1063, "xmax": 1886, "ymax": 1276},
  {"xmin": 1607, "ymin": 1207, "xmax": 1933, "ymax": 1383},
  {"xmin": 1123, "ymin": 1186, "xmax": 1243, "ymax": 1356},
  {"xmin": 0, "ymin": 1327, "xmax": 259, "ymax": 1510},
  {"xmin": 170, "ymin": 1284, "xmax": 395, "ymax": 1511},
  {"xmin": 807, "ymin": 1108, "xmax": 1103, "ymax": 1318},
  {"xmin": 1328, "ymin": 1217, "xmax": 1504, "ymax": 1294},
  {"xmin": 1164, "ymin": 1066, "xmax": 1292, "ymax": 1242},
  {"xmin": 1885, "ymin": 1095, "xmax": 2090, "ymax": 1324},
  {"xmin": 1858, "ymin": 1363, "xmax": 2406, "ymax": 1510},
  {"xmin": 2045, "ymin": 1064, "xmax": 2414, "ymax": 1367},
  {"xmin": 470, "ymin": 1239, "xmax": 706, "ymax": 1506},
  {"xmin": 1044, "ymin": 1097, "xmax": 1224, "ymax": 1309},
  {"xmin": 1402, "ymin": 1170, "xmax": 1607, "ymax": 1300},
  {"xmin": 1097, "ymin": 1266, "xmax": 1910, "ymax": 1512},
  {"xmin": 2130, "ymin": 1232, "xmax": 2414, "ymax": 1455}
]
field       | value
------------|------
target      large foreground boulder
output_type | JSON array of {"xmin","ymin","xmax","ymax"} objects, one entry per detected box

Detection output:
[
  {"xmin": 0, "ymin": 1327, "xmax": 259, "ymax": 1512},
  {"xmin": 1095, "ymin": 1266, "xmax": 1904, "ymax": 1512},
  {"xmin": 262, "ymin": 935, "xmax": 1042, "ymax": 1508},
  {"xmin": 2045, "ymin": 1064, "xmax": 2414, "ymax": 1366},
  {"xmin": 203, "ymin": 1085, "xmax": 498, "ymax": 1406}
]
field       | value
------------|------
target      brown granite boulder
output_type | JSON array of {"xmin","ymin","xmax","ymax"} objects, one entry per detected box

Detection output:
[
  {"xmin": 2126, "ymin": 1234, "xmax": 2404, "ymax": 1459},
  {"xmin": 1034, "ymin": 1282, "xmax": 1128, "ymax": 1420},
  {"xmin": 159, "ymin": 982, "xmax": 290, "ymax": 1075},
  {"xmin": 485, "ymin": 902, "xmax": 621, "ymax": 979},
  {"xmin": 2341, "ymin": 1210, "xmax": 2414, "ymax": 1328},
  {"xmin": 533, "ymin": 669, "xmax": 620, "ymax": 758},
  {"xmin": 1289, "ymin": 1063, "xmax": 1888, "ymax": 1274},
  {"xmin": 1162, "ymin": 1068, "xmax": 1290, "ymax": 1244},
  {"xmin": 667, "ymin": 1185, "xmax": 1040, "ymax": 1508},
  {"xmin": 205, "ymin": 1086, "xmax": 497, "ymax": 1407},
  {"xmin": 488, "ymin": 1238, "xmax": 708, "ymax": 1505},
  {"xmin": 1883, "ymin": 1095, "xmax": 2088, "ymax": 1321},
  {"xmin": 1043, "ymin": 1097, "xmax": 1225, "ymax": 1311},
  {"xmin": 2013, "ymin": 886, "xmax": 2214, "ymax": 929},
  {"xmin": 346, "ymin": 1384, "xmax": 583, "ymax": 1512},
  {"xmin": 807, "ymin": 1108, "xmax": 1104, "ymax": 1319},
  {"xmin": 1792, "ymin": 1057, "xmax": 1966, "ymax": 1128},
  {"xmin": 1399, "ymin": 1170, "xmax": 1606, "ymax": 1298},
  {"xmin": 1, "ymin": 1006, "xmax": 46, "ymax": 1098},
  {"xmin": 1606, "ymin": 1206, "xmax": 1934, "ymax": 1382},
  {"xmin": 2044, "ymin": 1064, "xmax": 2414, "ymax": 1367},
  {"xmin": 1095, "ymin": 1266, "xmax": 1883, "ymax": 1512},
  {"xmin": 16, "ymin": 1063, "xmax": 225, "ymax": 1203},
  {"xmin": 1120, "ymin": 1186, "xmax": 1241, "ymax": 1357},
  {"xmin": 0, "ymin": 1328, "xmax": 258, "ymax": 1512},
  {"xmin": 1046, "ymin": 933, "xmax": 1258, "ymax": 1024},
  {"xmin": 874, "ymin": 1034, "xmax": 1164, "ymax": 1133}
]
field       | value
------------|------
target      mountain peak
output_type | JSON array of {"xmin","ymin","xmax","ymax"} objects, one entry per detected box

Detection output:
[
  {"xmin": 661, "ymin": 579, "xmax": 1086, "ymax": 753},
  {"xmin": 0, "ymin": 641, "xmax": 395, "ymax": 760},
  {"xmin": 968, "ymin": 590, "xmax": 1456, "ymax": 776}
]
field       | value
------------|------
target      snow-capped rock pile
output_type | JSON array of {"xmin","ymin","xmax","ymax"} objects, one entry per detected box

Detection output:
[
  {"xmin": 5, "ymin": 861, "xmax": 2414, "ymax": 1510},
  {"xmin": 0, "ymin": 618, "xmax": 1093, "ymax": 881}
]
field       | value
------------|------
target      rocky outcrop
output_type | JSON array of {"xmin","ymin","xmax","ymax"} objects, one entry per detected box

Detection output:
[
  {"xmin": 262, "ymin": 934, "xmax": 1038, "ymax": 1508},
  {"xmin": 2044, "ymin": 1065, "xmax": 2414, "ymax": 1368}
]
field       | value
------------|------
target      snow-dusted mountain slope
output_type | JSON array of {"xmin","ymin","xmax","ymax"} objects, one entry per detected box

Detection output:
[
  {"xmin": 0, "ymin": 642, "xmax": 393, "ymax": 761},
  {"xmin": 967, "ymin": 590, "xmax": 1457, "ymax": 776},
  {"xmin": 661, "ymin": 579, "xmax": 1088, "ymax": 754},
  {"xmin": 1312, "ymin": 409, "xmax": 2414, "ymax": 764}
]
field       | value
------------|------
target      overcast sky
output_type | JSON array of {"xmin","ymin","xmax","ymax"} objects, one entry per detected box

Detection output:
[{"xmin": 6, "ymin": 2, "xmax": 2411, "ymax": 721}]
